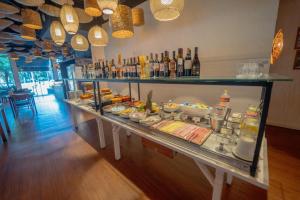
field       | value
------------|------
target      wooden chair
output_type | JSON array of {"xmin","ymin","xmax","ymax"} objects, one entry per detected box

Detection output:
[{"xmin": 10, "ymin": 93, "xmax": 37, "ymax": 117}]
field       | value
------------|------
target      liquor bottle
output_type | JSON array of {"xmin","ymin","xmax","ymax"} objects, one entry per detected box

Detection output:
[
  {"xmin": 111, "ymin": 59, "xmax": 116, "ymax": 78},
  {"xmin": 99, "ymin": 60, "xmax": 103, "ymax": 78},
  {"xmin": 105, "ymin": 60, "xmax": 109, "ymax": 78},
  {"xmin": 126, "ymin": 58, "xmax": 130, "ymax": 78},
  {"xmin": 184, "ymin": 48, "xmax": 192, "ymax": 76},
  {"xmin": 144, "ymin": 56, "xmax": 150, "ymax": 79},
  {"xmin": 191, "ymin": 47, "xmax": 201, "ymax": 76},
  {"xmin": 123, "ymin": 59, "xmax": 127, "ymax": 78},
  {"xmin": 164, "ymin": 51, "xmax": 170, "ymax": 77},
  {"xmin": 169, "ymin": 51, "xmax": 177, "ymax": 78},
  {"xmin": 136, "ymin": 57, "xmax": 141, "ymax": 78},
  {"xmin": 154, "ymin": 53, "xmax": 160, "ymax": 78},
  {"xmin": 102, "ymin": 61, "xmax": 106, "ymax": 78},
  {"xmin": 117, "ymin": 54, "xmax": 122, "ymax": 79},
  {"xmin": 149, "ymin": 53, "xmax": 154, "ymax": 78},
  {"xmin": 159, "ymin": 53, "xmax": 165, "ymax": 77},
  {"xmin": 129, "ymin": 58, "xmax": 133, "ymax": 78},
  {"xmin": 177, "ymin": 48, "xmax": 184, "ymax": 77}
]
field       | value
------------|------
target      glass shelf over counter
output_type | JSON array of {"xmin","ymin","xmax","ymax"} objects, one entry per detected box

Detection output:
[{"xmin": 71, "ymin": 74, "xmax": 292, "ymax": 86}]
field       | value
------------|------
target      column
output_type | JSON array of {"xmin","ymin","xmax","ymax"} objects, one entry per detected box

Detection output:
[{"xmin": 10, "ymin": 59, "xmax": 22, "ymax": 90}]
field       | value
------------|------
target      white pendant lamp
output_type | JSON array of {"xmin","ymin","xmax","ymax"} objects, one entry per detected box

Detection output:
[
  {"xmin": 60, "ymin": 4, "xmax": 79, "ymax": 34},
  {"xmin": 97, "ymin": 0, "xmax": 118, "ymax": 15},
  {"xmin": 88, "ymin": 25, "xmax": 108, "ymax": 46},
  {"xmin": 71, "ymin": 34, "xmax": 89, "ymax": 51},
  {"xmin": 50, "ymin": 20, "xmax": 66, "ymax": 46},
  {"xmin": 150, "ymin": 0, "xmax": 184, "ymax": 21}
]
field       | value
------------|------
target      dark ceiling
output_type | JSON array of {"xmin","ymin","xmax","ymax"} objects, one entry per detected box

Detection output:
[{"xmin": 0, "ymin": 0, "xmax": 147, "ymax": 60}]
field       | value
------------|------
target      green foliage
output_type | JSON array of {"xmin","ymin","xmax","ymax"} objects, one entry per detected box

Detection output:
[{"xmin": 0, "ymin": 54, "xmax": 14, "ymax": 88}]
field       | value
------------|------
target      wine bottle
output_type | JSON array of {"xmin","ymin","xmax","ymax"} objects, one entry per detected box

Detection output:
[
  {"xmin": 159, "ymin": 53, "xmax": 165, "ymax": 77},
  {"xmin": 169, "ymin": 51, "xmax": 177, "ymax": 78},
  {"xmin": 149, "ymin": 53, "xmax": 154, "ymax": 78},
  {"xmin": 136, "ymin": 57, "xmax": 141, "ymax": 78},
  {"xmin": 123, "ymin": 59, "xmax": 127, "ymax": 78},
  {"xmin": 154, "ymin": 53, "xmax": 160, "ymax": 78},
  {"xmin": 144, "ymin": 56, "xmax": 150, "ymax": 79},
  {"xmin": 130, "ymin": 58, "xmax": 133, "ymax": 78},
  {"xmin": 184, "ymin": 48, "xmax": 192, "ymax": 76},
  {"xmin": 177, "ymin": 48, "xmax": 184, "ymax": 77},
  {"xmin": 111, "ymin": 59, "xmax": 116, "ymax": 78},
  {"xmin": 117, "ymin": 54, "xmax": 122, "ymax": 79},
  {"xmin": 105, "ymin": 60, "xmax": 109, "ymax": 78},
  {"xmin": 191, "ymin": 47, "xmax": 200, "ymax": 76},
  {"xmin": 164, "ymin": 51, "xmax": 170, "ymax": 77}
]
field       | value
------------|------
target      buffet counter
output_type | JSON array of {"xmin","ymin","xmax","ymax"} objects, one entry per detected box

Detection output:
[{"xmin": 65, "ymin": 99, "xmax": 269, "ymax": 200}]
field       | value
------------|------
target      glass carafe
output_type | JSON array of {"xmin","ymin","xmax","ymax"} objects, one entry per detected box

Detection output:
[{"xmin": 234, "ymin": 106, "xmax": 260, "ymax": 161}]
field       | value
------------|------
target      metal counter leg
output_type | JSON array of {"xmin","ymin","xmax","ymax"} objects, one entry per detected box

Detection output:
[
  {"xmin": 96, "ymin": 118, "xmax": 106, "ymax": 149},
  {"xmin": 112, "ymin": 124, "xmax": 121, "ymax": 160},
  {"xmin": 70, "ymin": 107, "xmax": 78, "ymax": 130},
  {"xmin": 212, "ymin": 169, "xmax": 224, "ymax": 200},
  {"xmin": 226, "ymin": 174, "xmax": 233, "ymax": 185}
]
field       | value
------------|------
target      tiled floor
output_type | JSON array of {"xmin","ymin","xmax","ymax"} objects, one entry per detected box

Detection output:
[{"xmin": 0, "ymin": 95, "xmax": 299, "ymax": 200}]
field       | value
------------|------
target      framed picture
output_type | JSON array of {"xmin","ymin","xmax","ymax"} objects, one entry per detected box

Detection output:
[
  {"xmin": 294, "ymin": 50, "xmax": 300, "ymax": 69},
  {"xmin": 295, "ymin": 27, "xmax": 300, "ymax": 49}
]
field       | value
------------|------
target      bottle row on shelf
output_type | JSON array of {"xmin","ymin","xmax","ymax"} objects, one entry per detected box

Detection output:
[{"xmin": 81, "ymin": 47, "xmax": 201, "ymax": 79}]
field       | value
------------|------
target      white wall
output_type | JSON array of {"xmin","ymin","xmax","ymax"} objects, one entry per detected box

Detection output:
[
  {"xmin": 92, "ymin": 0, "xmax": 279, "ymax": 113},
  {"xmin": 268, "ymin": 0, "xmax": 300, "ymax": 130}
]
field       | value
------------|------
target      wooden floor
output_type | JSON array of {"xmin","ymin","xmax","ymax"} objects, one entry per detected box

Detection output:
[{"xmin": 0, "ymin": 95, "xmax": 299, "ymax": 200}]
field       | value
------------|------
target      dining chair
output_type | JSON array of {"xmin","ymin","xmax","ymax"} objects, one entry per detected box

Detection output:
[{"xmin": 10, "ymin": 93, "xmax": 37, "ymax": 117}]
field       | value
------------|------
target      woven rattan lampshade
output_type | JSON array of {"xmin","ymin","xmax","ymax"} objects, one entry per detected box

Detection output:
[
  {"xmin": 43, "ymin": 40, "xmax": 53, "ymax": 52},
  {"xmin": 33, "ymin": 48, "xmax": 42, "ymax": 57},
  {"xmin": 0, "ymin": 32, "xmax": 16, "ymax": 40},
  {"xmin": 51, "ymin": 0, "xmax": 74, "ymax": 6},
  {"xmin": 22, "ymin": 9, "xmax": 43, "ymax": 30},
  {"xmin": 88, "ymin": 25, "xmax": 108, "ymax": 46},
  {"xmin": 71, "ymin": 34, "xmax": 89, "ymax": 51},
  {"xmin": 0, "ymin": 44, "xmax": 5, "ymax": 51},
  {"xmin": 132, "ymin": 7, "xmax": 144, "ymax": 26},
  {"xmin": 15, "ymin": 0, "xmax": 44, "ymax": 7},
  {"xmin": 60, "ymin": 4, "xmax": 79, "ymax": 34},
  {"xmin": 84, "ymin": 0, "xmax": 102, "ymax": 17},
  {"xmin": 38, "ymin": 4, "xmax": 61, "ymax": 17},
  {"xmin": 9, "ymin": 25, "xmax": 21, "ymax": 33},
  {"xmin": 6, "ymin": 14, "xmax": 23, "ymax": 23},
  {"xmin": 25, "ymin": 55, "xmax": 33, "ymax": 63},
  {"xmin": 150, "ymin": 0, "xmax": 184, "ymax": 21},
  {"xmin": 111, "ymin": 5, "xmax": 134, "ymax": 39},
  {"xmin": 0, "ymin": 19, "xmax": 14, "ymax": 31},
  {"xmin": 50, "ymin": 21, "xmax": 66, "ymax": 46},
  {"xmin": 20, "ymin": 25, "xmax": 37, "ymax": 41},
  {"xmin": 97, "ymin": 0, "xmax": 118, "ymax": 15},
  {"xmin": 10, "ymin": 52, "xmax": 19, "ymax": 61},
  {"xmin": 0, "ymin": 2, "xmax": 19, "ymax": 15},
  {"xmin": 75, "ymin": 8, "xmax": 93, "ymax": 24}
]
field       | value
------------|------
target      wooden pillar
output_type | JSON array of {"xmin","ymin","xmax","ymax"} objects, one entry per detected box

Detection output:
[{"xmin": 10, "ymin": 59, "xmax": 22, "ymax": 90}]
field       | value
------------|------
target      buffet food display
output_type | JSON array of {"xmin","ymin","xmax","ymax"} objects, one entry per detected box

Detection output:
[{"xmin": 69, "ymin": 82, "xmax": 263, "ymax": 171}]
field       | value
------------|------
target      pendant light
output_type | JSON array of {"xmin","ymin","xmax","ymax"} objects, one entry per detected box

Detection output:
[
  {"xmin": 111, "ymin": 4, "xmax": 134, "ymax": 39},
  {"xmin": 33, "ymin": 48, "xmax": 42, "ymax": 58},
  {"xmin": 21, "ymin": 9, "xmax": 43, "ymax": 29},
  {"xmin": 88, "ymin": 25, "xmax": 108, "ymax": 46},
  {"xmin": 71, "ymin": 34, "xmax": 89, "ymax": 51},
  {"xmin": 50, "ymin": 21, "xmax": 66, "ymax": 46},
  {"xmin": 20, "ymin": 25, "xmax": 37, "ymax": 41},
  {"xmin": 150, "ymin": 0, "xmax": 184, "ymax": 21},
  {"xmin": 132, "ymin": 7, "xmax": 144, "ymax": 26},
  {"xmin": 0, "ymin": 44, "xmax": 5, "ymax": 51},
  {"xmin": 84, "ymin": 0, "xmax": 102, "ymax": 17},
  {"xmin": 60, "ymin": 4, "xmax": 79, "ymax": 34},
  {"xmin": 43, "ymin": 40, "xmax": 53, "ymax": 52},
  {"xmin": 10, "ymin": 52, "xmax": 19, "ymax": 61},
  {"xmin": 97, "ymin": 0, "xmax": 118, "ymax": 15}
]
